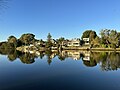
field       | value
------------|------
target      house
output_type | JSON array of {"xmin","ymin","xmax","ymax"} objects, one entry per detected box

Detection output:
[
  {"xmin": 62, "ymin": 38, "xmax": 81, "ymax": 47},
  {"xmin": 83, "ymin": 38, "xmax": 90, "ymax": 45},
  {"xmin": 68, "ymin": 38, "xmax": 81, "ymax": 47}
]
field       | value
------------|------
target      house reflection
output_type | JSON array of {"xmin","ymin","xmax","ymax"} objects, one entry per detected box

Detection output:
[
  {"xmin": 82, "ymin": 51, "xmax": 90, "ymax": 61},
  {"xmin": 61, "ymin": 50, "xmax": 90, "ymax": 61},
  {"xmin": 1, "ymin": 48, "xmax": 120, "ymax": 71},
  {"xmin": 61, "ymin": 51, "xmax": 81, "ymax": 60},
  {"xmin": 67, "ymin": 51, "xmax": 81, "ymax": 60},
  {"xmin": 50, "ymin": 52, "xmax": 57, "ymax": 59}
]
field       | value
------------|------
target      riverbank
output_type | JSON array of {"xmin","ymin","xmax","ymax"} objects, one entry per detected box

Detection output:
[
  {"xmin": 16, "ymin": 46, "xmax": 120, "ymax": 53},
  {"xmin": 62, "ymin": 46, "xmax": 120, "ymax": 51},
  {"xmin": 90, "ymin": 48, "xmax": 120, "ymax": 51}
]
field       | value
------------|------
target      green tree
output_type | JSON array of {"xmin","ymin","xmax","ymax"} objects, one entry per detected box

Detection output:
[
  {"xmin": 56, "ymin": 37, "xmax": 65, "ymax": 48},
  {"xmin": 109, "ymin": 30, "xmax": 118, "ymax": 48},
  {"xmin": 19, "ymin": 33, "xmax": 35, "ymax": 45},
  {"xmin": 81, "ymin": 30, "xmax": 97, "ymax": 45},
  {"xmin": 91, "ymin": 36, "xmax": 100, "ymax": 47},
  {"xmin": 57, "ymin": 37, "xmax": 65, "ymax": 43},
  {"xmin": 89, "ymin": 31, "xmax": 97, "ymax": 41},
  {"xmin": 81, "ymin": 30, "xmax": 97, "ymax": 40},
  {"xmin": 100, "ymin": 29, "xmax": 119, "ymax": 48},
  {"xmin": 46, "ymin": 33, "xmax": 53, "ymax": 48},
  {"xmin": 47, "ymin": 33, "xmax": 52, "ymax": 42},
  {"xmin": 100, "ymin": 29, "xmax": 111, "ymax": 43},
  {"xmin": 81, "ymin": 30, "xmax": 92, "ymax": 39},
  {"xmin": 7, "ymin": 35, "xmax": 17, "ymax": 47}
]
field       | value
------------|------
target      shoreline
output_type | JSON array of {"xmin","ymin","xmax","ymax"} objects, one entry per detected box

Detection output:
[{"xmin": 16, "ymin": 46, "xmax": 120, "ymax": 53}]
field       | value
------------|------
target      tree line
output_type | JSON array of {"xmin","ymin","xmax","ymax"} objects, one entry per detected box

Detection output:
[
  {"xmin": 0, "ymin": 29, "xmax": 120, "ymax": 50},
  {"xmin": 81, "ymin": 29, "xmax": 120, "ymax": 48}
]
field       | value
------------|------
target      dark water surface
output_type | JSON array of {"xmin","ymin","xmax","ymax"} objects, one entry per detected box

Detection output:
[{"xmin": 0, "ymin": 51, "xmax": 120, "ymax": 90}]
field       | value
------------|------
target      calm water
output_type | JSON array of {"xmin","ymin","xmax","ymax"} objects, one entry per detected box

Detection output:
[{"xmin": 0, "ymin": 50, "xmax": 120, "ymax": 90}]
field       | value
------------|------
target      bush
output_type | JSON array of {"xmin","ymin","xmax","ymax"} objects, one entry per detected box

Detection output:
[{"xmin": 110, "ymin": 44, "xmax": 116, "ymax": 49}]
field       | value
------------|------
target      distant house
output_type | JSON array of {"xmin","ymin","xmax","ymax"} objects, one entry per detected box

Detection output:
[
  {"xmin": 62, "ymin": 38, "xmax": 81, "ymax": 47},
  {"xmin": 68, "ymin": 38, "xmax": 81, "ymax": 47},
  {"xmin": 62, "ymin": 38, "xmax": 90, "ymax": 47},
  {"xmin": 83, "ymin": 38, "xmax": 90, "ymax": 45}
]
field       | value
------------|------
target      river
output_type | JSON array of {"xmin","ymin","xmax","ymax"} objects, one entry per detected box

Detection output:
[{"xmin": 0, "ymin": 50, "xmax": 120, "ymax": 90}]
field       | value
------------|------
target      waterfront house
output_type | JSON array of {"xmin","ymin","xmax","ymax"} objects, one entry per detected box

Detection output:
[
  {"xmin": 62, "ymin": 38, "xmax": 90, "ymax": 47},
  {"xmin": 83, "ymin": 38, "xmax": 90, "ymax": 45},
  {"xmin": 67, "ymin": 38, "xmax": 81, "ymax": 47},
  {"xmin": 62, "ymin": 38, "xmax": 81, "ymax": 47}
]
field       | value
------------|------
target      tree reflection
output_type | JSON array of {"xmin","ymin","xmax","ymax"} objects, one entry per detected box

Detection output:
[
  {"xmin": 82, "ymin": 60, "xmax": 97, "ymax": 67},
  {"xmin": 58, "ymin": 51, "xmax": 66, "ymax": 61},
  {"xmin": 45, "ymin": 50, "xmax": 53, "ymax": 65},
  {"xmin": 39, "ymin": 51, "xmax": 45, "ymax": 59},
  {"xmin": 100, "ymin": 52, "xmax": 120, "ymax": 71},
  {"xmin": 7, "ymin": 50, "xmax": 17, "ymax": 61},
  {"xmin": 1, "ymin": 49, "xmax": 120, "ymax": 71},
  {"xmin": 19, "ymin": 53, "xmax": 35, "ymax": 64}
]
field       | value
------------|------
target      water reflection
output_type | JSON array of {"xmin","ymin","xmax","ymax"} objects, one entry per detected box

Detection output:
[{"xmin": 0, "ymin": 48, "xmax": 120, "ymax": 71}]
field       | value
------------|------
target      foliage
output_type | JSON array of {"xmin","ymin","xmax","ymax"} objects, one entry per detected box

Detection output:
[
  {"xmin": 7, "ymin": 35, "xmax": 17, "ymax": 47},
  {"xmin": 19, "ymin": 33, "xmax": 35, "ymax": 45},
  {"xmin": 89, "ymin": 31, "xmax": 97, "ymax": 41},
  {"xmin": 19, "ymin": 53, "xmax": 35, "ymax": 64},
  {"xmin": 0, "ymin": 42, "xmax": 15, "ymax": 49},
  {"xmin": 91, "ymin": 36, "xmax": 100, "ymax": 47},
  {"xmin": 46, "ymin": 33, "xmax": 53, "ymax": 48},
  {"xmin": 81, "ymin": 30, "xmax": 97, "ymax": 46},
  {"xmin": 45, "ymin": 50, "xmax": 52, "ymax": 65},
  {"xmin": 56, "ymin": 37, "xmax": 65, "ymax": 44},
  {"xmin": 47, "ymin": 33, "xmax": 52, "ymax": 42},
  {"xmin": 83, "ymin": 60, "xmax": 97, "ymax": 67},
  {"xmin": 81, "ymin": 30, "xmax": 97, "ymax": 39},
  {"xmin": 99, "ymin": 29, "xmax": 119, "ymax": 48}
]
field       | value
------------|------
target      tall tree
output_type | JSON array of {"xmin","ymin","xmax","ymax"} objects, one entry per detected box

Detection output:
[
  {"xmin": 100, "ymin": 29, "xmax": 119, "ymax": 48},
  {"xmin": 8, "ymin": 35, "xmax": 17, "ymax": 43},
  {"xmin": 81, "ymin": 30, "xmax": 92, "ymax": 39},
  {"xmin": 81, "ymin": 30, "xmax": 97, "ymax": 39},
  {"xmin": 81, "ymin": 30, "xmax": 97, "ymax": 45},
  {"xmin": 19, "ymin": 33, "xmax": 35, "ymax": 45},
  {"xmin": 89, "ymin": 31, "xmax": 97, "ymax": 41},
  {"xmin": 7, "ymin": 35, "xmax": 17, "ymax": 47},
  {"xmin": 56, "ymin": 37, "xmax": 65, "ymax": 46},
  {"xmin": 46, "ymin": 33, "xmax": 53, "ymax": 48},
  {"xmin": 47, "ymin": 33, "xmax": 52, "ymax": 42}
]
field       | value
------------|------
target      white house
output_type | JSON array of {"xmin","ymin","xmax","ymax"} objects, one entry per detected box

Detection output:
[
  {"xmin": 67, "ymin": 38, "xmax": 81, "ymax": 47},
  {"xmin": 83, "ymin": 38, "xmax": 90, "ymax": 45}
]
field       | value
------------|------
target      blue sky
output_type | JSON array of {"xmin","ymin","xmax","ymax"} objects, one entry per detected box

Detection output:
[{"xmin": 0, "ymin": 0, "xmax": 120, "ymax": 41}]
